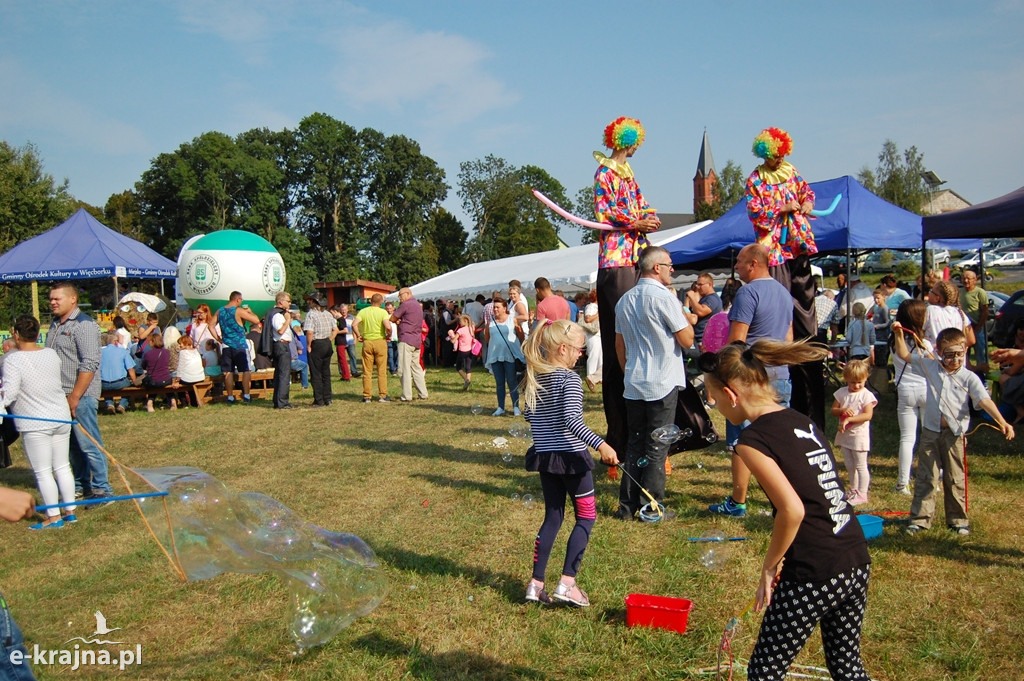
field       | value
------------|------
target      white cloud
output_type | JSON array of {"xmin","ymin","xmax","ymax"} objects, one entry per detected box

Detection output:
[
  {"xmin": 175, "ymin": 0, "xmax": 273, "ymax": 44},
  {"xmin": 0, "ymin": 58, "xmax": 151, "ymax": 157},
  {"xmin": 328, "ymin": 21, "xmax": 519, "ymax": 125}
]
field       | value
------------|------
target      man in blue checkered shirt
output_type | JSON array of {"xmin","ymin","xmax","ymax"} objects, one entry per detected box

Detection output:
[
  {"xmin": 613, "ymin": 246, "xmax": 693, "ymax": 520},
  {"xmin": 45, "ymin": 282, "xmax": 114, "ymax": 502}
]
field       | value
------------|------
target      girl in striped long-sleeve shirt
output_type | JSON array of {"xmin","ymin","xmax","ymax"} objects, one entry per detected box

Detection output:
[{"xmin": 521, "ymin": 319, "xmax": 618, "ymax": 608}]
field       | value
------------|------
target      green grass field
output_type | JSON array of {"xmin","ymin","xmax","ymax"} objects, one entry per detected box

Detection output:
[{"xmin": 1, "ymin": 363, "xmax": 1021, "ymax": 680}]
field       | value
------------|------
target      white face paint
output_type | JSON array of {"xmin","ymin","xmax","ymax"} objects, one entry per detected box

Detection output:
[{"xmin": 940, "ymin": 344, "xmax": 966, "ymax": 372}]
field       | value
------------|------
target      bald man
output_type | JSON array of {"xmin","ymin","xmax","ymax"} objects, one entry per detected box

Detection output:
[{"xmin": 391, "ymin": 288, "xmax": 429, "ymax": 402}]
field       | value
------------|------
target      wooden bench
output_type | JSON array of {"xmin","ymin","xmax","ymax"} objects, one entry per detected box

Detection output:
[
  {"xmin": 207, "ymin": 370, "xmax": 295, "ymax": 402},
  {"xmin": 101, "ymin": 380, "xmax": 214, "ymax": 409}
]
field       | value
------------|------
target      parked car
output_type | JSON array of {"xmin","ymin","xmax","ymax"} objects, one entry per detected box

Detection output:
[
  {"xmin": 990, "ymin": 289, "xmax": 1024, "ymax": 348},
  {"xmin": 951, "ymin": 252, "xmax": 999, "ymax": 269},
  {"xmin": 908, "ymin": 248, "xmax": 951, "ymax": 265},
  {"xmin": 860, "ymin": 250, "xmax": 913, "ymax": 273},
  {"xmin": 986, "ymin": 290, "xmax": 1009, "ymax": 338},
  {"xmin": 810, "ymin": 255, "xmax": 847, "ymax": 277},
  {"xmin": 989, "ymin": 251, "xmax": 1024, "ymax": 268}
]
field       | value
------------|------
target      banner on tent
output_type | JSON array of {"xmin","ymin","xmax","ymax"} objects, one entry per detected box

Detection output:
[{"xmin": 1, "ymin": 266, "xmax": 176, "ymax": 282}]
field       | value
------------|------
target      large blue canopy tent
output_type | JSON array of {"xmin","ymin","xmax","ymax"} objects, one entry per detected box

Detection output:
[
  {"xmin": 666, "ymin": 175, "xmax": 979, "ymax": 266},
  {"xmin": 0, "ymin": 208, "xmax": 177, "ymax": 318}
]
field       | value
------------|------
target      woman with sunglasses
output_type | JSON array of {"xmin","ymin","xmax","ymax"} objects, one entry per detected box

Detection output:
[{"xmin": 700, "ymin": 340, "xmax": 872, "ymax": 681}]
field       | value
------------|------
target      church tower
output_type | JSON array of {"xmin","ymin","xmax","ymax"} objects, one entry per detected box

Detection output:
[{"xmin": 693, "ymin": 129, "xmax": 717, "ymax": 212}]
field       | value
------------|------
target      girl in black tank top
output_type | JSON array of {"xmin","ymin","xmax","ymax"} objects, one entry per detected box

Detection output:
[{"xmin": 700, "ymin": 340, "xmax": 872, "ymax": 681}]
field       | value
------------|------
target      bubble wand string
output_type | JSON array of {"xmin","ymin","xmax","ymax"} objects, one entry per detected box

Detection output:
[{"xmin": 72, "ymin": 424, "xmax": 188, "ymax": 581}]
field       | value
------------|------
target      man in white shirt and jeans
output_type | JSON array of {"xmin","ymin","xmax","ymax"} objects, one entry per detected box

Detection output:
[{"xmin": 614, "ymin": 246, "xmax": 693, "ymax": 521}]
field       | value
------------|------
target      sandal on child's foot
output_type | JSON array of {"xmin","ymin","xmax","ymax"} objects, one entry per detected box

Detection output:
[
  {"xmin": 553, "ymin": 582, "xmax": 590, "ymax": 608},
  {"xmin": 525, "ymin": 580, "xmax": 551, "ymax": 604}
]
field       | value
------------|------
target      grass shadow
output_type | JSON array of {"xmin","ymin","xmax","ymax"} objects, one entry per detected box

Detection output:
[
  {"xmin": 373, "ymin": 545, "xmax": 524, "ymax": 604},
  {"xmin": 334, "ymin": 437, "xmax": 508, "ymax": 467},
  {"xmin": 353, "ymin": 632, "xmax": 547, "ymax": 680}
]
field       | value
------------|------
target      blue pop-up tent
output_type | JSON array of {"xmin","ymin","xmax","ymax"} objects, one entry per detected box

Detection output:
[
  {"xmin": 0, "ymin": 208, "xmax": 176, "ymax": 282},
  {"xmin": 666, "ymin": 175, "xmax": 979, "ymax": 264}
]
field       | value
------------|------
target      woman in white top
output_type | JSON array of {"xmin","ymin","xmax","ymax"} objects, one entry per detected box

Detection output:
[
  {"xmin": 923, "ymin": 280, "xmax": 967, "ymax": 346},
  {"xmin": 1, "ymin": 315, "xmax": 77, "ymax": 529},
  {"xmin": 509, "ymin": 285, "xmax": 531, "ymax": 336},
  {"xmin": 889, "ymin": 299, "xmax": 932, "ymax": 494},
  {"xmin": 189, "ymin": 304, "xmax": 219, "ymax": 348},
  {"xmin": 580, "ymin": 290, "xmax": 602, "ymax": 391}
]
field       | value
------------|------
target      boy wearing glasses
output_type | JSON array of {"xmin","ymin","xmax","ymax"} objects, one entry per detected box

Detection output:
[{"xmin": 892, "ymin": 325, "xmax": 1013, "ymax": 536}]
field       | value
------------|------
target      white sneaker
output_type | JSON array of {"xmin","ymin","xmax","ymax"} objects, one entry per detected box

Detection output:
[{"xmin": 492, "ymin": 408, "xmax": 505, "ymax": 416}]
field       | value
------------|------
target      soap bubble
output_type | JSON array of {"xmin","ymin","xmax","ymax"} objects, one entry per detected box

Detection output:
[
  {"xmin": 696, "ymin": 460, "xmax": 704, "ymax": 470},
  {"xmin": 471, "ymin": 404, "xmax": 483, "ymax": 415},
  {"xmin": 636, "ymin": 457, "xmax": 650, "ymax": 469},
  {"xmin": 509, "ymin": 423, "xmax": 532, "ymax": 439},
  {"xmin": 705, "ymin": 432, "xmax": 718, "ymax": 444},
  {"xmin": 501, "ymin": 452, "xmax": 513, "ymax": 463},
  {"xmin": 511, "ymin": 493, "xmax": 520, "ymax": 502},
  {"xmin": 522, "ymin": 494, "xmax": 535, "ymax": 509},
  {"xmin": 698, "ymin": 530, "xmax": 730, "ymax": 570},
  {"xmin": 651, "ymin": 424, "xmax": 680, "ymax": 443},
  {"xmin": 651, "ymin": 425, "xmax": 693, "ymax": 444},
  {"xmin": 133, "ymin": 467, "xmax": 385, "ymax": 652}
]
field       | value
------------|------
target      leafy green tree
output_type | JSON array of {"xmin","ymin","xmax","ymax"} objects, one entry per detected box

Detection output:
[
  {"xmin": 426, "ymin": 208, "xmax": 467, "ymax": 273},
  {"xmin": 290, "ymin": 113, "xmax": 368, "ymax": 280},
  {"xmin": 104, "ymin": 190, "xmax": 144, "ymax": 240},
  {"xmin": 0, "ymin": 141, "xmax": 74, "ymax": 325},
  {"xmin": 0, "ymin": 141, "xmax": 74, "ymax": 256},
  {"xmin": 857, "ymin": 140, "xmax": 928, "ymax": 214},
  {"xmin": 573, "ymin": 186, "xmax": 598, "ymax": 245},
  {"xmin": 362, "ymin": 131, "xmax": 448, "ymax": 285},
  {"xmin": 458, "ymin": 155, "xmax": 565, "ymax": 262},
  {"xmin": 719, "ymin": 160, "xmax": 746, "ymax": 213}
]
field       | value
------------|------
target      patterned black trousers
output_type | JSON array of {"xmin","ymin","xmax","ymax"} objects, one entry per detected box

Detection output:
[{"xmin": 748, "ymin": 565, "xmax": 871, "ymax": 681}]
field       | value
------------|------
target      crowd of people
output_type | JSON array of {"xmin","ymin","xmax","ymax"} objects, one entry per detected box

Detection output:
[{"xmin": 0, "ymin": 119, "xmax": 1018, "ymax": 681}]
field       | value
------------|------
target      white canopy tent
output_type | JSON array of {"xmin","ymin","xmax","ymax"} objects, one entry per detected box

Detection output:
[{"xmin": 396, "ymin": 221, "xmax": 712, "ymax": 302}]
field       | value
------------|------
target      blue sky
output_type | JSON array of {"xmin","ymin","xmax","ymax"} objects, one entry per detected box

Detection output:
[{"xmin": 2, "ymin": 1, "xmax": 1021, "ymax": 247}]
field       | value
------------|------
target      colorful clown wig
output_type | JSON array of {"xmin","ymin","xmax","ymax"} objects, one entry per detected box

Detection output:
[
  {"xmin": 751, "ymin": 127, "xmax": 793, "ymax": 160},
  {"xmin": 603, "ymin": 117, "xmax": 646, "ymax": 151}
]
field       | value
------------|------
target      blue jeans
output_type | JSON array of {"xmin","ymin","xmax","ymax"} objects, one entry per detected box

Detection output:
[
  {"xmin": 69, "ymin": 395, "xmax": 113, "ymax": 496},
  {"xmin": 291, "ymin": 360, "xmax": 309, "ymax": 389},
  {"xmin": 346, "ymin": 343, "xmax": 358, "ymax": 374},
  {"xmin": 0, "ymin": 591, "xmax": 36, "ymax": 681},
  {"xmin": 101, "ymin": 377, "xmax": 131, "ymax": 410},
  {"xmin": 726, "ymin": 378, "xmax": 792, "ymax": 446},
  {"xmin": 387, "ymin": 341, "xmax": 399, "ymax": 374},
  {"xmin": 491, "ymin": 361, "xmax": 519, "ymax": 410},
  {"xmin": 972, "ymin": 325, "xmax": 988, "ymax": 366}
]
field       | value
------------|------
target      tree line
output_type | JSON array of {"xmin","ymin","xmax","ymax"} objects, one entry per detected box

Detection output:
[{"xmin": 1, "ymin": 113, "xmax": 575, "ymax": 323}]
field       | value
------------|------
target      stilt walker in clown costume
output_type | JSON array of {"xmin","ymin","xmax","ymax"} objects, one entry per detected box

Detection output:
[
  {"xmin": 746, "ymin": 127, "xmax": 826, "ymax": 430},
  {"xmin": 593, "ymin": 117, "xmax": 661, "ymax": 468}
]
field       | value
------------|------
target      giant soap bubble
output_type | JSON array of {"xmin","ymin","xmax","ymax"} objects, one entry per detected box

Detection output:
[{"xmin": 132, "ymin": 467, "xmax": 385, "ymax": 651}]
